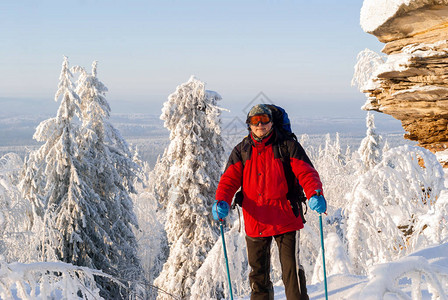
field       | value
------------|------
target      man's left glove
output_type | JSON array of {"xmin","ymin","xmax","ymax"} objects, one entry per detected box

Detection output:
[
  {"xmin": 309, "ymin": 190, "xmax": 327, "ymax": 214},
  {"xmin": 212, "ymin": 200, "xmax": 230, "ymax": 221}
]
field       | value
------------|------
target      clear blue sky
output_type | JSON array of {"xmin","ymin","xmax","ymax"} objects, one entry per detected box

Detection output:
[{"xmin": 1, "ymin": 0, "xmax": 384, "ymax": 117}]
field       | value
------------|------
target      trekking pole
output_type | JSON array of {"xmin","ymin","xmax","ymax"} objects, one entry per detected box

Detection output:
[
  {"xmin": 319, "ymin": 214, "xmax": 328, "ymax": 300},
  {"xmin": 220, "ymin": 220, "xmax": 234, "ymax": 300}
]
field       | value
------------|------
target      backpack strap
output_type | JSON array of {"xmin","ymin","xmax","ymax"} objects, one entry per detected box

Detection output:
[
  {"xmin": 231, "ymin": 136, "xmax": 252, "ymax": 209},
  {"xmin": 276, "ymin": 138, "xmax": 308, "ymax": 222},
  {"xmin": 240, "ymin": 136, "xmax": 253, "ymax": 167}
]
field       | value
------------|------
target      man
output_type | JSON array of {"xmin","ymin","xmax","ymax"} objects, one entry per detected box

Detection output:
[{"xmin": 213, "ymin": 104, "xmax": 326, "ymax": 300}]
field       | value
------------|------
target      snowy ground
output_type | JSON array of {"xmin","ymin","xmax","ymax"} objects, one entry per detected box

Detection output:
[{"xmin": 235, "ymin": 240, "xmax": 448, "ymax": 299}]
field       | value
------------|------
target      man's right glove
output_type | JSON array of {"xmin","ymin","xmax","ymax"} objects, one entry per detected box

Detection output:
[
  {"xmin": 212, "ymin": 200, "xmax": 230, "ymax": 221},
  {"xmin": 309, "ymin": 190, "xmax": 327, "ymax": 214}
]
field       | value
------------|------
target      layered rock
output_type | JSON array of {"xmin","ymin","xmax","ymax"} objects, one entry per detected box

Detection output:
[{"xmin": 358, "ymin": 0, "xmax": 448, "ymax": 156}]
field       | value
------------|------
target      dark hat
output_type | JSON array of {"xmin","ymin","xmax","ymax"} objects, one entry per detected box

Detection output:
[{"xmin": 247, "ymin": 104, "xmax": 272, "ymax": 121}]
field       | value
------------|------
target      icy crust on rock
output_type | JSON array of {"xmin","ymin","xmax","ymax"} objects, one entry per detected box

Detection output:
[
  {"xmin": 360, "ymin": 0, "xmax": 448, "ymax": 33},
  {"xmin": 372, "ymin": 42, "xmax": 448, "ymax": 76},
  {"xmin": 361, "ymin": 0, "xmax": 411, "ymax": 33},
  {"xmin": 354, "ymin": 41, "xmax": 448, "ymax": 95},
  {"xmin": 354, "ymin": 41, "xmax": 448, "ymax": 114}
]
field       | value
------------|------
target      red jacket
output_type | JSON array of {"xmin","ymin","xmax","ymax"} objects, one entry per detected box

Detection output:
[{"xmin": 215, "ymin": 131, "xmax": 323, "ymax": 237}]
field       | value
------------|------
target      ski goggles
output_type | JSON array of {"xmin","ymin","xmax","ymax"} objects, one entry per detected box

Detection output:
[{"xmin": 247, "ymin": 114, "xmax": 271, "ymax": 126}]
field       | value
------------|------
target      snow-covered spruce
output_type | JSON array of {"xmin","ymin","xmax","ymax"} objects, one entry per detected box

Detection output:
[
  {"xmin": 153, "ymin": 76, "xmax": 225, "ymax": 299},
  {"xmin": 358, "ymin": 112, "xmax": 382, "ymax": 172},
  {"xmin": 20, "ymin": 58, "xmax": 144, "ymax": 299},
  {"xmin": 152, "ymin": 148, "xmax": 171, "ymax": 210},
  {"xmin": 21, "ymin": 56, "xmax": 84, "ymax": 263},
  {"xmin": 74, "ymin": 60, "xmax": 144, "ymax": 298}
]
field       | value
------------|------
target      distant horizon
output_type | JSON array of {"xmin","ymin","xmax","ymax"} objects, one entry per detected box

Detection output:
[
  {"xmin": 1, "ymin": 91, "xmax": 374, "ymax": 118},
  {"xmin": 0, "ymin": 93, "xmax": 407, "ymax": 143},
  {"xmin": 0, "ymin": 82, "xmax": 409, "ymax": 166}
]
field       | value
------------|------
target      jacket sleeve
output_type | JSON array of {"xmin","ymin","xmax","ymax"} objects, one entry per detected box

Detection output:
[
  {"xmin": 288, "ymin": 140, "xmax": 323, "ymax": 198},
  {"xmin": 215, "ymin": 144, "xmax": 244, "ymax": 206}
]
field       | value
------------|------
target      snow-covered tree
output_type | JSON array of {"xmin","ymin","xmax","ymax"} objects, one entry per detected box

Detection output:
[
  {"xmin": 133, "ymin": 149, "xmax": 171, "ymax": 296},
  {"xmin": 312, "ymin": 133, "xmax": 356, "ymax": 209},
  {"xmin": 21, "ymin": 58, "xmax": 144, "ymax": 299},
  {"xmin": 191, "ymin": 218, "xmax": 250, "ymax": 299},
  {"xmin": 382, "ymin": 139, "xmax": 390, "ymax": 153},
  {"xmin": 0, "ymin": 153, "xmax": 33, "ymax": 262},
  {"xmin": 345, "ymin": 145, "xmax": 445, "ymax": 274},
  {"xmin": 74, "ymin": 61, "xmax": 144, "ymax": 298},
  {"xmin": 20, "ymin": 56, "xmax": 84, "ymax": 263},
  {"xmin": 312, "ymin": 232, "xmax": 352, "ymax": 284},
  {"xmin": 352, "ymin": 48, "xmax": 386, "ymax": 111},
  {"xmin": 351, "ymin": 48, "xmax": 384, "ymax": 92},
  {"xmin": 151, "ymin": 149, "xmax": 171, "ymax": 210},
  {"xmin": 0, "ymin": 260, "xmax": 112, "ymax": 299},
  {"xmin": 131, "ymin": 145, "xmax": 151, "ymax": 186},
  {"xmin": 153, "ymin": 76, "xmax": 225, "ymax": 299},
  {"xmin": 130, "ymin": 143, "xmax": 168, "ymax": 296},
  {"xmin": 131, "ymin": 184, "xmax": 168, "ymax": 299},
  {"xmin": 358, "ymin": 112, "xmax": 382, "ymax": 171}
]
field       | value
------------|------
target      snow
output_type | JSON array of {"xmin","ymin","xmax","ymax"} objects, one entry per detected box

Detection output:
[
  {"xmin": 360, "ymin": 0, "xmax": 413, "ymax": 33},
  {"xmin": 392, "ymin": 85, "xmax": 448, "ymax": 97},
  {"xmin": 6, "ymin": 247, "xmax": 442, "ymax": 300},
  {"xmin": 0, "ymin": 260, "xmax": 112, "ymax": 299},
  {"xmin": 311, "ymin": 232, "xmax": 352, "ymax": 284},
  {"xmin": 359, "ymin": 0, "xmax": 448, "ymax": 33},
  {"xmin": 235, "ymin": 242, "xmax": 448, "ymax": 299},
  {"xmin": 437, "ymin": 149, "xmax": 448, "ymax": 165},
  {"xmin": 371, "ymin": 42, "xmax": 448, "ymax": 78},
  {"xmin": 352, "ymin": 49, "xmax": 384, "ymax": 92}
]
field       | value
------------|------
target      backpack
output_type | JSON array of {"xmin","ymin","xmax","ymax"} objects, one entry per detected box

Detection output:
[
  {"xmin": 232, "ymin": 105, "xmax": 308, "ymax": 223},
  {"xmin": 265, "ymin": 104, "xmax": 293, "ymax": 137}
]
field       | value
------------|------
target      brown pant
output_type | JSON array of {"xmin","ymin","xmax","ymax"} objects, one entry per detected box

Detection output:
[{"xmin": 246, "ymin": 231, "xmax": 309, "ymax": 300}]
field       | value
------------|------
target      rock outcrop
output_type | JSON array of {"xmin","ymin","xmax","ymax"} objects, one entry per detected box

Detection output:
[{"xmin": 358, "ymin": 0, "xmax": 448, "ymax": 155}]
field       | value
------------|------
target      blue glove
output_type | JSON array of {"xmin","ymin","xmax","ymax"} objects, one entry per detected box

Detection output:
[
  {"xmin": 309, "ymin": 190, "xmax": 327, "ymax": 214},
  {"xmin": 212, "ymin": 200, "xmax": 230, "ymax": 221}
]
